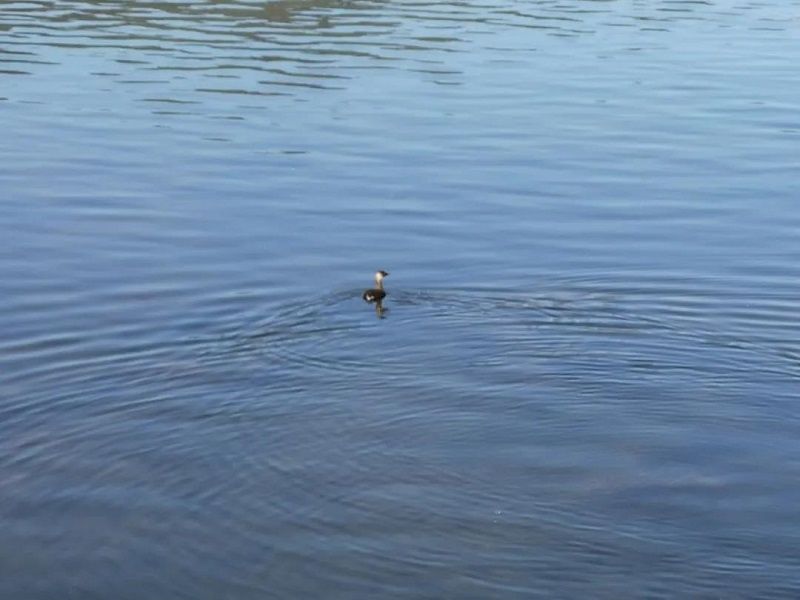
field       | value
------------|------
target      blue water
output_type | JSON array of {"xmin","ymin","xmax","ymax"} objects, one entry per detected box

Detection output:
[{"xmin": 2, "ymin": 1, "xmax": 800, "ymax": 597}]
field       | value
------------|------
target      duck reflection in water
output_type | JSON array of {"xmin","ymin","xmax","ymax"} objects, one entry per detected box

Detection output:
[
  {"xmin": 373, "ymin": 298, "xmax": 387, "ymax": 318},
  {"xmin": 363, "ymin": 270, "xmax": 389, "ymax": 319}
]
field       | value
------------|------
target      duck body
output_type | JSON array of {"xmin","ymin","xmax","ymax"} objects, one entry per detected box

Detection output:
[
  {"xmin": 362, "ymin": 288, "xmax": 386, "ymax": 302},
  {"xmin": 362, "ymin": 270, "xmax": 389, "ymax": 303}
]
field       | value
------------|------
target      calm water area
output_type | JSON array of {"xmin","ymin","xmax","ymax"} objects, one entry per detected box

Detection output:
[{"xmin": 2, "ymin": 1, "xmax": 800, "ymax": 597}]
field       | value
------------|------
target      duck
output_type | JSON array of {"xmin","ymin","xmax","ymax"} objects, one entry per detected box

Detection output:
[{"xmin": 362, "ymin": 270, "xmax": 389, "ymax": 302}]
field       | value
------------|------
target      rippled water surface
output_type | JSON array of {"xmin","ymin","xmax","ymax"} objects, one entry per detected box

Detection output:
[{"xmin": 3, "ymin": 1, "xmax": 800, "ymax": 597}]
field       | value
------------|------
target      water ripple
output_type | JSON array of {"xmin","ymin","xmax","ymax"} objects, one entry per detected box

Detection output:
[
  {"xmin": 3, "ymin": 0, "xmax": 800, "ymax": 596},
  {"xmin": 2, "ymin": 0, "xmax": 791, "ymax": 108}
]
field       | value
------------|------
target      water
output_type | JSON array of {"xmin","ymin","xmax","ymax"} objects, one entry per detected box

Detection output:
[{"xmin": 2, "ymin": 1, "xmax": 800, "ymax": 597}]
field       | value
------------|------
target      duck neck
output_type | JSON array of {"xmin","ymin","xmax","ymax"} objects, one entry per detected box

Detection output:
[{"xmin": 375, "ymin": 278, "xmax": 384, "ymax": 290}]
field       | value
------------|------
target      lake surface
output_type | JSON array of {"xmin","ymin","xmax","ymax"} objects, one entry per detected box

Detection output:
[{"xmin": 2, "ymin": 1, "xmax": 800, "ymax": 597}]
